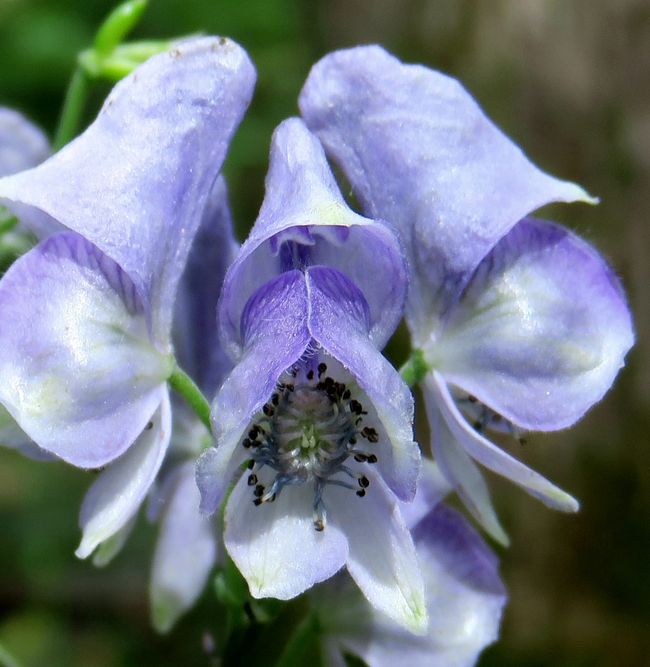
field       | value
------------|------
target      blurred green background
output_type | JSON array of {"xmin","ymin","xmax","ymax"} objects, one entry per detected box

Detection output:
[{"xmin": 0, "ymin": 1, "xmax": 648, "ymax": 665}]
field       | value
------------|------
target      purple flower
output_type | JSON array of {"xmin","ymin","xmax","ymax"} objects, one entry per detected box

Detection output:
[
  {"xmin": 315, "ymin": 462, "xmax": 507, "ymax": 667},
  {"xmin": 0, "ymin": 38, "xmax": 255, "ymax": 557},
  {"xmin": 196, "ymin": 118, "xmax": 427, "ymax": 631},
  {"xmin": 0, "ymin": 107, "xmax": 50, "ymax": 459},
  {"xmin": 0, "ymin": 107, "xmax": 49, "ymax": 178},
  {"xmin": 146, "ymin": 176, "xmax": 238, "ymax": 632},
  {"xmin": 299, "ymin": 46, "xmax": 635, "ymax": 542}
]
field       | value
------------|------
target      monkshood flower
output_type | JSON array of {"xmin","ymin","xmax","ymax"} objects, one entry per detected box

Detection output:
[
  {"xmin": 300, "ymin": 46, "xmax": 635, "ymax": 543},
  {"xmin": 0, "ymin": 107, "xmax": 50, "ymax": 458},
  {"xmin": 315, "ymin": 463, "xmax": 506, "ymax": 667},
  {"xmin": 0, "ymin": 37, "xmax": 255, "ymax": 560},
  {"xmin": 197, "ymin": 117, "xmax": 427, "ymax": 631},
  {"xmin": 147, "ymin": 176, "xmax": 238, "ymax": 632}
]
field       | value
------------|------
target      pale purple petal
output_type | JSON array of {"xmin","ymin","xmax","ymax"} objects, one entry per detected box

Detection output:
[
  {"xmin": 92, "ymin": 517, "xmax": 136, "ymax": 567},
  {"xmin": 328, "ymin": 470, "xmax": 427, "ymax": 633},
  {"xmin": 76, "ymin": 390, "xmax": 171, "ymax": 559},
  {"xmin": 0, "ymin": 406, "xmax": 54, "ymax": 461},
  {"xmin": 424, "ymin": 382, "xmax": 509, "ymax": 546},
  {"xmin": 224, "ymin": 472, "xmax": 348, "ymax": 599},
  {"xmin": 433, "ymin": 218, "xmax": 634, "ymax": 430},
  {"xmin": 299, "ymin": 46, "xmax": 595, "ymax": 338},
  {"xmin": 0, "ymin": 233, "xmax": 171, "ymax": 467},
  {"xmin": 431, "ymin": 373, "xmax": 579, "ymax": 513},
  {"xmin": 151, "ymin": 462, "xmax": 218, "ymax": 633},
  {"xmin": 173, "ymin": 176, "xmax": 238, "ymax": 397},
  {"xmin": 0, "ymin": 107, "xmax": 49, "ymax": 176},
  {"xmin": 197, "ymin": 270, "xmax": 311, "ymax": 514},
  {"xmin": 338, "ymin": 505, "xmax": 506, "ymax": 667},
  {"xmin": 219, "ymin": 117, "xmax": 407, "ymax": 352},
  {"xmin": 398, "ymin": 459, "xmax": 452, "ymax": 531},
  {"xmin": 0, "ymin": 38, "xmax": 255, "ymax": 343},
  {"xmin": 306, "ymin": 266, "xmax": 419, "ymax": 502}
]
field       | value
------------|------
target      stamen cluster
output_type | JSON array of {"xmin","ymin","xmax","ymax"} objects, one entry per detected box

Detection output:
[{"xmin": 241, "ymin": 360, "xmax": 380, "ymax": 530}]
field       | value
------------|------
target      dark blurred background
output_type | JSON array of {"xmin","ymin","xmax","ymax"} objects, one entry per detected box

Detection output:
[{"xmin": 0, "ymin": 1, "xmax": 648, "ymax": 665}]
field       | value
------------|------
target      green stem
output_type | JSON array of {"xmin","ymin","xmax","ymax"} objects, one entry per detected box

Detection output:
[
  {"xmin": 53, "ymin": 66, "xmax": 90, "ymax": 150},
  {"xmin": 94, "ymin": 0, "xmax": 148, "ymax": 57},
  {"xmin": 399, "ymin": 349, "xmax": 429, "ymax": 387},
  {"xmin": 0, "ymin": 214, "xmax": 18, "ymax": 235},
  {"xmin": 167, "ymin": 365, "xmax": 212, "ymax": 432}
]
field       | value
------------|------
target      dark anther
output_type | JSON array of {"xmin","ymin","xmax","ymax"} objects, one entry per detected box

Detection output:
[
  {"xmin": 249, "ymin": 426, "xmax": 260, "ymax": 440},
  {"xmin": 318, "ymin": 362, "xmax": 327, "ymax": 377},
  {"xmin": 271, "ymin": 393, "xmax": 279, "ymax": 406},
  {"xmin": 468, "ymin": 395, "xmax": 477, "ymax": 403},
  {"xmin": 314, "ymin": 519, "xmax": 325, "ymax": 532},
  {"xmin": 263, "ymin": 404, "xmax": 274, "ymax": 416},
  {"xmin": 358, "ymin": 476, "xmax": 370, "ymax": 488},
  {"xmin": 145, "ymin": 421, "xmax": 154, "ymax": 431},
  {"xmin": 362, "ymin": 427, "xmax": 379, "ymax": 443},
  {"xmin": 354, "ymin": 454, "xmax": 367, "ymax": 462},
  {"xmin": 242, "ymin": 438, "xmax": 252, "ymax": 448},
  {"xmin": 349, "ymin": 437, "xmax": 357, "ymax": 445},
  {"xmin": 247, "ymin": 474, "xmax": 258, "ymax": 486},
  {"xmin": 254, "ymin": 485, "xmax": 265, "ymax": 497},
  {"xmin": 350, "ymin": 399, "xmax": 363, "ymax": 415},
  {"xmin": 285, "ymin": 383, "xmax": 294, "ymax": 392},
  {"xmin": 356, "ymin": 489, "xmax": 366, "ymax": 497},
  {"xmin": 307, "ymin": 369, "xmax": 314, "ymax": 380},
  {"xmin": 367, "ymin": 454, "xmax": 378, "ymax": 464},
  {"xmin": 253, "ymin": 498, "xmax": 263, "ymax": 506},
  {"xmin": 473, "ymin": 421, "xmax": 482, "ymax": 431},
  {"xmin": 342, "ymin": 389, "xmax": 351, "ymax": 400}
]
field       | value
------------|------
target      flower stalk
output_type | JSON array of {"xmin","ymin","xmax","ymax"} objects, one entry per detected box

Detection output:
[
  {"xmin": 168, "ymin": 363, "xmax": 212, "ymax": 433},
  {"xmin": 399, "ymin": 348, "xmax": 429, "ymax": 387}
]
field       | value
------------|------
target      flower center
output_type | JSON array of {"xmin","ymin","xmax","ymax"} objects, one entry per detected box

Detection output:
[{"xmin": 241, "ymin": 359, "xmax": 380, "ymax": 530}]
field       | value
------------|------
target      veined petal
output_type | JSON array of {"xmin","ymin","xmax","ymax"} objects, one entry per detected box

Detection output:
[
  {"xmin": 0, "ymin": 38, "xmax": 255, "ymax": 343},
  {"xmin": 151, "ymin": 462, "xmax": 218, "ymax": 633},
  {"xmin": 299, "ymin": 46, "xmax": 595, "ymax": 339},
  {"xmin": 338, "ymin": 505, "xmax": 506, "ymax": 667},
  {"xmin": 76, "ymin": 390, "xmax": 171, "ymax": 559},
  {"xmin": 219, "ymin": 118, "xmax": 407, "ymax": 352},
  {"xmin": 0, "ymin": 107, "xmax": 49, "ymax": 177},
  {"xmin": 431, "ymin": 373, "xmax": 579, "ymax": 513},
  {"xmin": 0, "ymin": 233, "xmax": 171, "ymax": 467},
  {"xmin": 173, "ymin": 176, "xmax": 238, "ymax": 397},
  {"xmin": 225, "ymin": 472, "xmax": 348, "ymax": 599},
  {"xmin": 432, "ymin": 218, "xmax": 634, "ymax": 430},
  {"xmin": 423, "ymin": 383, "xmax": 509, "ymax": 546},
  {"xmin": 306, "ymin": 266, "xmax": 419, "ymax": 501},
  {"xmin": 197, "ymin": 271, "xmax": 311, "ymax": 514},
  {"xmin": 328, "ymin": 470, "xmax": 427, "ymax": 634}
]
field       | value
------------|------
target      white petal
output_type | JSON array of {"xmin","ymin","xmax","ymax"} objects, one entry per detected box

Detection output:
[
  {"xmin": 151, "ymin": 463, "xmax": 218, "ymax": 633},
  {"xmin": 76, "ymin": 390, "xmax": 171, "ymax": 559},
  {"xmin": 329, "ymin": 471, "xmax": 427, "ymax": 633},
  {"xmin": 224, "ymin": 473, "xmax": 348, "ymax": 599}
]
